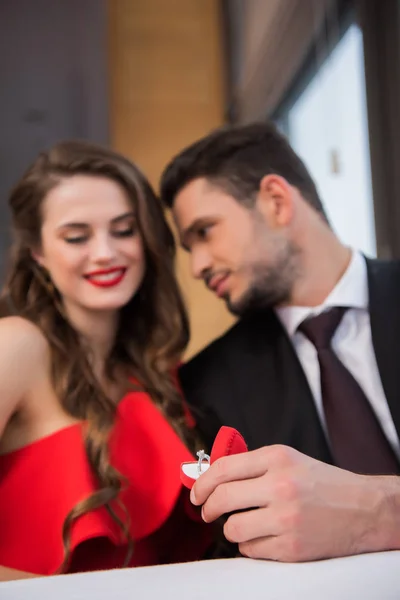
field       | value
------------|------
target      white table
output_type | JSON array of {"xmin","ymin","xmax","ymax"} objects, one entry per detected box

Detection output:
[{"xmin": 2, "ymin": 553, "xmax": 400, "ymax": 599}]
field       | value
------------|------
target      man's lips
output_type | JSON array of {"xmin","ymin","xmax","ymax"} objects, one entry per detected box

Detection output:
[{"xmin": 207, "ymin": 273, "xmax": 231, "ymax": 297}]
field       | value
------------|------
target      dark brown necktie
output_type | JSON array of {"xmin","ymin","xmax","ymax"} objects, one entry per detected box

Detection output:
[{"xmin": 298, "ymin": 307, "xmax": 399, "ymax": 474}]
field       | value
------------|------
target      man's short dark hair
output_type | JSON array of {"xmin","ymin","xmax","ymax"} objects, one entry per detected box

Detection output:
[{"xmin": 160, "ymin": 122, "xmax": 326, "ymax": 219}]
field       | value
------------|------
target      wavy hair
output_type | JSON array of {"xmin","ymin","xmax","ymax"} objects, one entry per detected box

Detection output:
[{"xmin": 5, "ymin": 140, "xmax": 191, "ymax": 571}]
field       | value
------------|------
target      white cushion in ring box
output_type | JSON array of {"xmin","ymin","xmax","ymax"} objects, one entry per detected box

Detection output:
[{"xmin": 181, "ymin": 462, "xmax": 210, "ymax": 481}]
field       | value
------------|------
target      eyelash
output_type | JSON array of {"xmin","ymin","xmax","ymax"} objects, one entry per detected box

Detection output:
[
  {"xmin": 65, "ymin": 227, "xmax": 136, "ymax": 244},
  {"xmin": 197, "ymin": 225, "xmax": 212, "ymax": 239},
  {"xmin": 115, "ymin": 227, "xmax": 136, "ymax": 238}
]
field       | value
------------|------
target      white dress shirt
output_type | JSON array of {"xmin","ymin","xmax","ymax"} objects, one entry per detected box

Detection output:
[{"xmin": 275, "ymin": 250, "xmax": 400, "ymax": 458}]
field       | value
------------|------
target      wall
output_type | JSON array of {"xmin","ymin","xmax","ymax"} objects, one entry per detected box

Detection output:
[
  {"xmin": 0, "ymin": 0, "xmax": 109, "ymax": 281},
  {"xmin": 108, "ymin": 0, "xmax": 235, "ymax": 358}
]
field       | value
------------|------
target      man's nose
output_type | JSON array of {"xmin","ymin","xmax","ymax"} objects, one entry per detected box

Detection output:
[{"xmin": 191, "ymin": 246, "xmax": 212, "ymax": 279}]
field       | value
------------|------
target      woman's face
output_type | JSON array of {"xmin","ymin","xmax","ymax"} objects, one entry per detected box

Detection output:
[{"xmin": 35, "ymin": 174, "xmax": 145, "ymax": 318}]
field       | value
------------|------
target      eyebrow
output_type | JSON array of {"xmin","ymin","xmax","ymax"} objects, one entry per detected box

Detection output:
[{"xmin": 57, "ymin": 211, "xmax": 135, "ymax": 230}]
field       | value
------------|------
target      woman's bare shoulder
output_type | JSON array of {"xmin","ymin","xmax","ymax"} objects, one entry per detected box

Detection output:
[
  {"xmin": 0, "ymin": 317, "xmax": 50, "ymax": 435},
  {"xmin": 0, "ymin": 316, "xmax": 50, "ymax": 368}
]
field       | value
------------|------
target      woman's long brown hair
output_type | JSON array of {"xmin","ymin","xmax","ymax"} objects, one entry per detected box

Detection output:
[{"xmin": 5, "ymin": 140, "xmax": 191, "ymax": 571}]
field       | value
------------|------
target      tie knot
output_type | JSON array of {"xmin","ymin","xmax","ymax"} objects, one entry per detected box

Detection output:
[{"xmin": 298, "ymin": 307, "xmax": 348, "ymax": 350}]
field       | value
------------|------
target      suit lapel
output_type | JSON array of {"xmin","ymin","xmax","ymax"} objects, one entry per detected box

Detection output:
[
  {"xmin": 232, "ymin": 311, "xmax": 332, "ymax": 462},
  {"xmin": 367, "ymin": 258, "xmax": 400, "ymax": 440}
]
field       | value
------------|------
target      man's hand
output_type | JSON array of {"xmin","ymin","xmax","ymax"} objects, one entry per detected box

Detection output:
[{"xmin": 190, "ymin": 445, "xmax": 400, "ymax": 562}]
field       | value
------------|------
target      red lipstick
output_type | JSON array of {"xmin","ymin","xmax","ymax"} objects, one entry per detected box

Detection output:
[{"xmin": 84, "ymin": 267, "xmax": 127, "ymax": 288}]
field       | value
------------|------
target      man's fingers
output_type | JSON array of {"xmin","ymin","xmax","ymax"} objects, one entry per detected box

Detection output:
[
  {"xmin": 223, "ymin": 506, "xmax": 282, "ymax": 543},
  {"xmin": 239, "ymin": 533, "xmax": 304, "ymax": 562},
  {"xmin": 191, "ymin": 446, "xmax": 274, "ymax": 506},
  {"xmin": 239, "ymin": 535, "xmax": 280, "ymax": 561},
  {"xmin": 201, "ymin": 477, "xmax": 272, "ymax": 523}
]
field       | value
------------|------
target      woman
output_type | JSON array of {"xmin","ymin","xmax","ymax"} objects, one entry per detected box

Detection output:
[{"xmin": 0, "ymin": 141, "xmax": 213, "ymax": 581}]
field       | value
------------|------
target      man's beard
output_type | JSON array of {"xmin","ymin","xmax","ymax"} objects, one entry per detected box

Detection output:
[{"xmin": 226, "ymin": 241, "xmax": 301, "ymax": 317}]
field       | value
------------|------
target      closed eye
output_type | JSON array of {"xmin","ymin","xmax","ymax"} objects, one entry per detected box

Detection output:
[
  {"xmin": 64, "ymin": 226, "xmax": 136, "ymax": 244},
  {"xmin": 64, "ymin": 235, "xmax": 87, "ymax": 244},
  {"xmin": 113, "ymin": 226, "xmax": 136, "ymax": 238}
]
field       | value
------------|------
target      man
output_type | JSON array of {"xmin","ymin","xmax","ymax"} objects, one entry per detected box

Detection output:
[{"xmin": 160, "ymin": 122, "xmax": 400, "ymax": 562}]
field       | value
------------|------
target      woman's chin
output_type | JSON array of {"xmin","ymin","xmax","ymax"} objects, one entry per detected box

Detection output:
[
  {"xmin": 80, "ymin": 288, "xmax": 138, "ymax": 312},
  {"xmin": 78, "ymin": 297, "xmax": 131, "ymax": 314}
]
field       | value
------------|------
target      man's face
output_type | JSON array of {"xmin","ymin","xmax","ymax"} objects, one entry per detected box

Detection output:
[{"xmin": 172, "ymin": 178, "xmax": 300, "ymax": 316}]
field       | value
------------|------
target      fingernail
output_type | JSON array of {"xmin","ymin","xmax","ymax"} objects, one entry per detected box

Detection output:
[{"xmin": 190, "ymin": 487, "xmax": 197, "ymax": 504}]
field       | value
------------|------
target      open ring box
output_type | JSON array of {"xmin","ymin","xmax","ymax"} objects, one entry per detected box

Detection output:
[{"xmin": 180, "ymin": 426, "xmax": 248, "ymax": 489}]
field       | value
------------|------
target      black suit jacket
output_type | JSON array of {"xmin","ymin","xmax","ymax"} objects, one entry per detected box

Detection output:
[{"xmin": 179, "ymin": 259, "xmax": 400, "ymax": 460}]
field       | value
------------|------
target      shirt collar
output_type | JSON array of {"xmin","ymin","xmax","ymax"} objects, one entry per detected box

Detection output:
[{"xmin": 275, "ymin": 250, "xmax": 369, "ymax": 338}]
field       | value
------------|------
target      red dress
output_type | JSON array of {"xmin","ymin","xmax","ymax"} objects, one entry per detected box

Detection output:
[{"xmin": 0, "ymin": 390, "xmax": 213, "ymax": 575}]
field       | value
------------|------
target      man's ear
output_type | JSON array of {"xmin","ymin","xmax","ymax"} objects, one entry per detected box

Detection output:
[{"xmin": 256, "ymin": 174, "xmax": 295, "ymax": 228}]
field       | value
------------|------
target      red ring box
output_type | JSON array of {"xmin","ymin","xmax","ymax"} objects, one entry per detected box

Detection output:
[{"xmin": 180, "ymin": 426, "xmax": 248, "ymax": 489}]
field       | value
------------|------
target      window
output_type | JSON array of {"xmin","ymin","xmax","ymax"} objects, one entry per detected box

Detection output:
[{"xmin": 284, "ymin": 24, "xmax": 376, "ymax": 256}]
